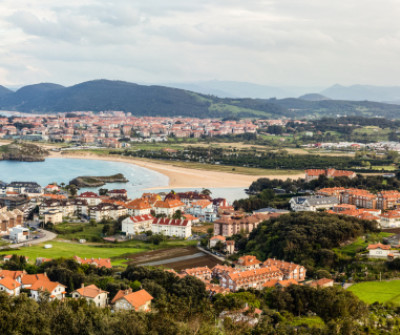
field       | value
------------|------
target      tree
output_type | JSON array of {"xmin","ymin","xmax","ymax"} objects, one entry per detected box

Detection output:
[
  {"xmin": 201, "ymin": 188, "xmax": 212, "ymax": 196},
  {"xmin": 172, "ymin": 210, "xmax": 182, "ymax": 219}
]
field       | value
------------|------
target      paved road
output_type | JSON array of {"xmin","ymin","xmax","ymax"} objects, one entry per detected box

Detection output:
[{"xmin": 0, "ymin": 230, "xmax": 57, "ymax": 250}]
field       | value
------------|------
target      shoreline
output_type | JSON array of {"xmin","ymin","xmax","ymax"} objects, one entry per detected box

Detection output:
[{"xmin": 48, "ymin": 151, "xmax": 304, "ymax": 189}]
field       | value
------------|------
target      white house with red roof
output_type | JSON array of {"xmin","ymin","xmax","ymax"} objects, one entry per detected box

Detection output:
[
  {"xmin": 154, "ymin": 199, "xmax": 185, "ymax": 216},
  {"xmin": 122, "ymin": 214, "xmax": 154, "ymax": 236},
  {"xmin": 367, "ymin": 243, "xmax": 392, "ymax": 258},
  {"xmin": 77, "ymin": 192, "xmax": 102, "ymax": 206},
  {"xmin": 209, "ymin": 235, "xmax": 226, "ymax": 248},
  {"xmin": 112, "ymin": 289, "xmax": 153, "ymax": 312},
  {"xmin": 30, "ymin": 280, "xmax": 66, "ymax": 301},
  {"xmin": 0, "ymin": 277, "xmax": 21, "ymax": 296},
  {"xmin": 72, "ymin": 284, "xmax": 109, "ymax": 308},
  {"xmin": 152, "ymin": 218, "xmax": 191, "ymax": 238}
]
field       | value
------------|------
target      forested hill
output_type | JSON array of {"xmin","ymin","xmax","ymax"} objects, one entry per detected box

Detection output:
[{"xmin": 1, "ymin": 79, "xmax": 400, "ymax": 119}]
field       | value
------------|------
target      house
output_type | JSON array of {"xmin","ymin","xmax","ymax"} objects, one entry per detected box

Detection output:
[
  {"xmin": 213, "ymin": 213, "xmax": 278, "ymax": 237},
  {"xmin": 9, "ymin": 225, "xmax": 29, "ymax": 243},
  {"xmin": 263, "ymin": 259, "xmax": 306, "ymax": 281},
  {"xmin": 234, "ymin": 255, "xmax": 261, "ymax": 270},
  {"xmin": 187, "ymin": 200, "xmax": 215, "ymax": 221},
  {"xmin": 367, "ymin": 243, "xmax": 392, "ymax": 258},
  {"xmin": 226, "ymin": 240, "xmax": 235, "ymax": 254},
  {"xmin": 152, "ymin": 218, "xmax": 191, "ymax": 238},
  {"xmin": 305, "ymin": 169, "xmax": 356, "ymax": 182},
  {"xmin": 289, "ymin": 196, "xmax": 338, "ymax": 212},
  {"xmin": 77, "ymin": 192, "xmax": 102, "ymax": 206},
  {"xmin": 377, "ymin": 191, "xmax": 400, "ymax": 210},
  {"xmin": 379, "ymin": 210, "xmax": 400, "ymax": 228},
  {"xmin": 89, "ymin": 203, "xmax": 128, "ymax": 221},
  {"xmin": 72, "ymin": 284, "xmax": 109, "ymax": 308},
  {"xmin": 309, "ymin": 278, "xmax": 334, "ymax": 288},
  {"xmin": 341, "ymin": 189, "xmax": 377, "ymax": 209},
  {"xmin": 263, "ymin": 279, "xmax": 299, "ymax": 288},
  {"xmin": 212, "ymin": 264, "xmax": 235, "ymax": 278},
  {"xmin": 111, "ymin": 289, "xmax": 153, "ymax": 312},
  {"xmin": 125, "ymin": 198, "xmax": 152, "ymax": 216},
  {"xmin": 108, "ymin": 189, "xmax": 128, "ymax": 200},
  {"xmin": 20, "ymin": 273, "xmax": 50, "ymax": 289},
  {"xmin": 220, "ymin": 266, "xmax": 283, "ymax": 291},
  {"xmin": 43, "ymin": 209, "xmax": 63, "ymax": 224},
  {"xmin": 181, "ymin": 266, "xmax": 212, "ymax": 281},
  {"xmin": 0, "ymin": 208, "xmax": 24, "ymax": 235},
  {"xmin": 74, "ymin": 256, "xmax": 112, "ymax": 269},
  {"xmin": 209, "ymin": 235, "xmax": 226, "ymax": 248},
  {"xmin": 122, "ymin": 214, "xmax": 155, "ymax": 236},
  {"xmin": 0, "ymin": 276, "xmax": 21, "ymax": 296},
  {"xmin": 30, "ymin": 280, "xmax": 66, "ymax": 301},
  {"xmin": 153, "ymin": 199, "xmax": 185, "ymax": 216}
]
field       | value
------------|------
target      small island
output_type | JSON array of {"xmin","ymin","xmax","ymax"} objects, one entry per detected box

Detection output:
[
  {"xmin": 0, "ymin": 142, "xmax": 49, "ymax": 162},
  {"xmin": 69, "ymin": 173, "xmax": 128, "ymax": 187}
]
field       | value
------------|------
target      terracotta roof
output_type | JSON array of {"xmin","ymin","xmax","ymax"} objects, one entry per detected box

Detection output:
[
  {"xmin": 0, "ymin": 276, "xmax": 21, "ymax": 290},
  {"xmin": 210, "ymin": 235, "xmax": 226, "ymax": 241},
  {"xmin": 74, "ymin": 256, "xmax": 112, "ymax": 268},
  {"xmin": 127, "ymin": 214, "xmax": 154, "ymax": 223},
  {"xmin": 74, "ymin": 284, "xmax": 108, "ymax": 298},
  {"xmin": 228, "ymin": 266, "xmax": 281, "ymax": 281},
  {"xmin": 152, "ymin": 218, "xmax": 190, "ymax": 227},
  {"xmin": 0, "ymin": 270, "xmax": 25, "ymax": 280},
  {"xmin": 183, "ymin": 266, "xmax": 212, "ymax": 276},
  {"xmin": 21, "ymin": 273, "xmax": 50, "ymax": 286},
  {"xmin": 30, "ymin": 280, "xmax": 65, "ymax": 293},
  {"xmin": 154, "ymin": 199, "xmax": 185, "ymax": 208},
  {"xmin": 237, "ymin": 255, "xmax": 261, "ymax": 267},
  {"xmin": 309, "ymin": 278, "xmax": 334, "ymax": 287},
  {"xmin": 79, "ymin": 192, "xmax": 100, "ymax": 198},
  {"xmin": 367, "ymin": 243, "xmax": 391, "ymax": 250},
  {"xmin": 125, "ymin": 198, "xmax": 152, "ymax": 210},
  {"xmin": 192, "ymin": 200, "xmax": 212, "ymax": 208},
  {"xmin": 112, "ymin": 289, "xmax": 153, "ymax": 310}
]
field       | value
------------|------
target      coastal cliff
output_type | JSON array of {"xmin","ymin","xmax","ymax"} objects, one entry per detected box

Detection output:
[
  {"xmin": 0, "ymin": 142, "xmax": 49, "ymax": 162},
  {"xmin": 69, "ymin": 173, "xmax": 128, "ymax": 187}
]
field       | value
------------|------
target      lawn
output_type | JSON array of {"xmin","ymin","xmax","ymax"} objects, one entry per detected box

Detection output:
[
  {"xmin": 348, "ymin": 280, "xmax": 400, "ymax": 305},
  {"xmin": 334, "ymin": 232, "xmax": 393, "ymax": 257},
  {"xmin": 290, "ymin": 316, "xmax": 325, "ymax": 329},
  {"xmin": 1, "ymin": 239, "xmax": 198, "ymax": 267}
]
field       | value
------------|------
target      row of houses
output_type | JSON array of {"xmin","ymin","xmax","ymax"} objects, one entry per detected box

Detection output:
[
  {"xmin": 0, "ymin": 269, "xmax": 153, "ymax": 311},
  {"xmin": 176, "ymin": 255, "xmax": 307, "ymax": 292}
]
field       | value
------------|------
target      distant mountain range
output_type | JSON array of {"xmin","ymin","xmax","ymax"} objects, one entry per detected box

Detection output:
[{"xmin": 1, "ymin": 79, "xmax": 400, "ymax": 119}]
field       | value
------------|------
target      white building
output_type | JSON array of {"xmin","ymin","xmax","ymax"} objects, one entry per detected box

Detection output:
[
  {"xmin": 77, "ymin": 192, "xmax": 102, "ymax": 206},
  {"xmin": 122, "ymin": 214, "xmax": 154, "ymax": 236},
  {"xmin": 0, "ymin": 277, "xmax": 21, "ymax": 296},
  {"xmin": 72, "ymin": 284, "xmax": 109, "ymax": 308},
  {"xmin": 30, "ymin": 280, "xmax": 66, "ymax": 301},
  {"xmin": 367, "ymin": 243, "xmax": 392, "ymax": 258},
  {"xmin": 289, "ymin": 196, "xmax": 338, "ymax": 212},
  {"xmin": 153, "ymin": 199, "xmax": 185, "ymax": 217},
  {"xmin": 111, "ymin": 289, "xmax": 153, "ymax": 312},
  {"xmin": 9, "ymin": 225, "xmax": 29, "ymax": 243},
  {"xmin": 152, "ymin": 218, "xmax": 191, "ymax": 238}
]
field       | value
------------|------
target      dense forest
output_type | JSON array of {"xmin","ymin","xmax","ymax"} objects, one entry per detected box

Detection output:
[{"xmin": 238, "ymin": 212, "xmax": 378, "ymax": 270}]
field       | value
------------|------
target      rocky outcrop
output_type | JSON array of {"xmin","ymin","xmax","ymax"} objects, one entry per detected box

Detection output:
[
  {"xmin": 69, "ymin": 173, "xmax": 128, "ymax": 187},
  {"xmin": 0, "ymin": 142, "xmax": 49, "ymax": 162}
]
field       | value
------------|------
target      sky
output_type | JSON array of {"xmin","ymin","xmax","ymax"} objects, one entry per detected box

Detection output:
[{"xmin": 1, "ymin": 0, "xmax": 400, "ymax": 88}]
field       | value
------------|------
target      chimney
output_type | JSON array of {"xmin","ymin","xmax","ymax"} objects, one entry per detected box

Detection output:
[{"xmin": 81, "ymin": 283, "xmax": 84, "ymax": 289}]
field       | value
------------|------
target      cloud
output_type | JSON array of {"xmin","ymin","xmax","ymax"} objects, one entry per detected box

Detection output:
[{"xmin": 0, "ymin": 0, "xmax": 400, "ymax": 87}]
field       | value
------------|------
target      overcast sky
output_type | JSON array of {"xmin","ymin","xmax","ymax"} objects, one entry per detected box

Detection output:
[{"xmin": 1, "ymin": 0, "xmax": 400, "ymax": 87}]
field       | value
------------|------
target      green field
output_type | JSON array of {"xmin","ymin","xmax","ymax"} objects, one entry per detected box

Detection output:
[
  {"xmin": 1, "ymin": 239, "xmax": 197, "ymax": 267},
  {"xmin": 348, "ymin": 280, "xmax": 400, "ymax": 305}
]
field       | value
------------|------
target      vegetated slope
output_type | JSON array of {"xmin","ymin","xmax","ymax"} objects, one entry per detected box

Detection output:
[
  {"xmin": 0, "ymin": 80, "xmax": 287, "ymax": 118},
  {"xmin": 298, "ymin": 93, "xmax": 331, "ymax": 101},
  {"xmin": 1, "ymin": 79, "xmax": 400, "ymax": 119},
  {"xmin": 0, "ymin": 85, "xmax": 12, "ymax": 98},
  {"xmin": 272, "ymin": 97, "xmax": 400, "ymax": 118},
  {"xmin": 0, "ymin": 141, "xmax": 49, "ymax": 161},
  {"xmin": 241, "ymin": 212, "xmax": 378, "ymax": 269}
]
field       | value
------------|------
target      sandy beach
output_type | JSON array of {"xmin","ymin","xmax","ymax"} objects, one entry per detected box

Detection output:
[{"xmin": 49, "ymin": 151, "xmax": 304, "ymax": 189}]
